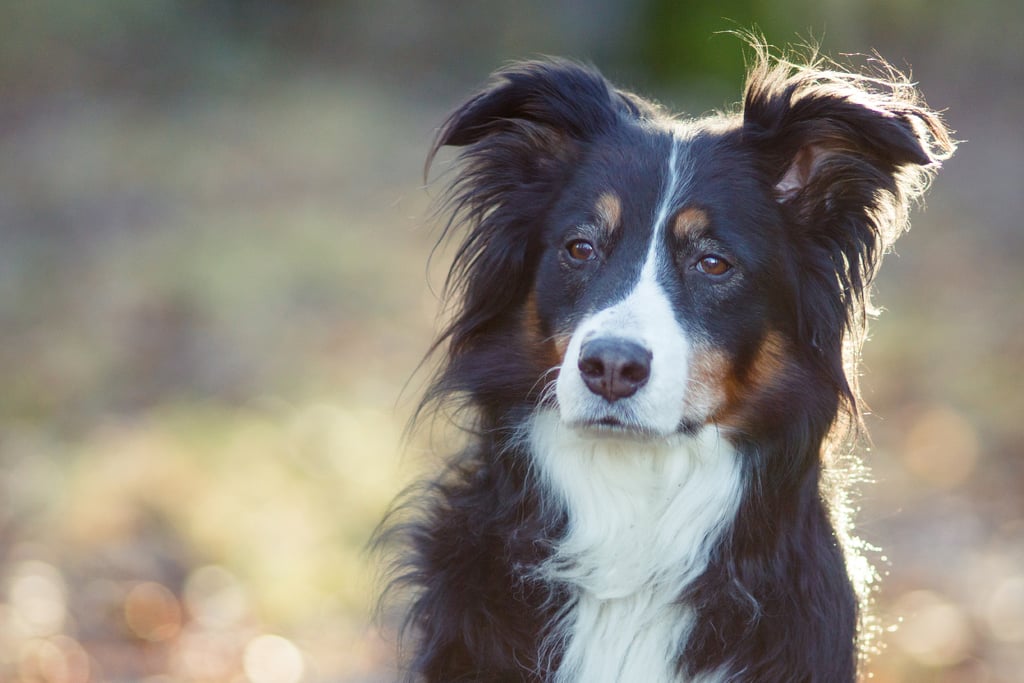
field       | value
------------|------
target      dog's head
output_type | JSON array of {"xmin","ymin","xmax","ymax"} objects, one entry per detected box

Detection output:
[{"xmin": 426, "ymin": 52, "xmax": 953, "ymax": 444}]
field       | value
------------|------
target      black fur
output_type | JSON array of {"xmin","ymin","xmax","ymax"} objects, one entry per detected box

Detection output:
[{"xmin": 377, "ymin": 46, "xmax": 953, "ymax": 682}]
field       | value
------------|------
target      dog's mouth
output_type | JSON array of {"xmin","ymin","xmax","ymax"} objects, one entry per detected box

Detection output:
[
  {"xmin": 569, "ymin": 416, "xmax": 649, "ymax": 438},
  {"xmin": 569, "ymin": 415, "xmax": 701, "ymax": 440}
]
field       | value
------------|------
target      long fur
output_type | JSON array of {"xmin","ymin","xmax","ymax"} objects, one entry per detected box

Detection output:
[{"xmin": 376, "ymin": 42, "xmax": 954, "ymax": 683}]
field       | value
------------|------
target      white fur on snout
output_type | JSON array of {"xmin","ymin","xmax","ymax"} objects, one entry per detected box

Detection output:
[
  {"xmin": 555, "ymin": 137, "xmax": 694, "ymax": 437},
  {"xmin": 556, "ymin": 270, "xmax": 692, "ymax": 435}
]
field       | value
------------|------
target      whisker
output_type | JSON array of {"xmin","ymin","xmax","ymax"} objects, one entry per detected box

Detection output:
[{"xmin": 529, "ymin": 365, "xmax": 562, "ymax": 407}]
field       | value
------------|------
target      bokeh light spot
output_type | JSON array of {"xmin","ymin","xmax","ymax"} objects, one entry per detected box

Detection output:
[
  {"xmin": 891, "ymin": 589, "xmax": 974, "ymax": 668},
  {"xmin": 243, "ymin": 634, "xmax": 305, "ymax": 683},
  {"xmin": 7, "ymin": 561, "xmax": 68, "ymax": 637},
  {"xmin": 174, "ymin": 627, "xmax": 244, "ymax": 681},
  {"xmin": 124, "ymin": 581, "xmax": 183, "ymax": 642},
  {"xmin": 986, "ymin": 575, "xmax": 1024, "ymax": 642},
  {"xmin": 16, "ymin": 636, "xmax": 90, "ymax": 683},
  {"xmin": 184, "ymin": 565, "xmax": 249, "ymax": 629},
  {"xmin": 902, "ymin": 405, "xmax": 979, "ymax": 489}
]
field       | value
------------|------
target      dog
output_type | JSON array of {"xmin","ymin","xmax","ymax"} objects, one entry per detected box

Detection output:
[{"xmin": 378, "ymin": 44, "xmax": 954, "ymax": 682}]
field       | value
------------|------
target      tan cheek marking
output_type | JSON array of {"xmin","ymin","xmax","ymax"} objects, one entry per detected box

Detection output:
[
  {"xmin": 522, "ymin": 292, "xmax": 545, "ymax": 341},
  {"xmin": 714, "ymin": 330, "xmax": 792, "ymax": 429},
  {"xmin": 748, "ymin": 330, "xmax": 789, "ymax": 390},
  {"xmin": 522, "ymin": 292, "xmax": 566, "ymax": 371},
  {"xmin": 685, "ymin": 346, "xmax": 730, "ymax": 417},
  {"xmin": 595, "ymin": 191, "xmax": 622, "ymax": 233},
  {"xmin": 672, "ymin": 207, "xmax": 710, "ymax": 240}
]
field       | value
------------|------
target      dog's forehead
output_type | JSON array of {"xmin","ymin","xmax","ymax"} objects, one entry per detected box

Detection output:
[
  {"xmin": 588, "ymin": 124, "xmax": 679, "ymax": 180},
  {"xmin": 581, "ymin": 124, "xmax": 726, "ymax": 196},
  {"xmin": 562, "ymin": 129, "xmax": 673, "ymax": 226},
  {"xmin": 575, "ymin": 124, "xmax": 769, "ymax": 243}
]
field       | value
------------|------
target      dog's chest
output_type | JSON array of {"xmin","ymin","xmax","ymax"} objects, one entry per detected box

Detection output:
[
  {"xmin": 527, "ymin": 412, "xmax": 744, "ymax": 683},
  {"xmin": 561, "ymin": 589, "xmax": 694, "ymax": 683}
]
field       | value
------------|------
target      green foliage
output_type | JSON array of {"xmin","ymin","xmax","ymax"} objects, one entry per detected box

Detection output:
[{"xmin": 631, "ymin": 0, "xmax": 808, "ymax": 88}]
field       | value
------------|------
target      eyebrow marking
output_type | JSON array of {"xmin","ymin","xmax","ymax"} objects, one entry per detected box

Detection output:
[
  {"xmin": 594, "ymin": 192, "xmax": 622, "ymax": 233},
  {"xmin": 672, "ymin": 207, "xmax": 710, "ymax": 240}
]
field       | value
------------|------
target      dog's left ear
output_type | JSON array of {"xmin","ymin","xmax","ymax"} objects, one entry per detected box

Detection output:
[
  {"xmin": 743, "ymin": 58, "xmax": 954, "ymax": 231},
  {"xmin": 742, "ymin": 57, "xmax": 954, "ymax": 352}
]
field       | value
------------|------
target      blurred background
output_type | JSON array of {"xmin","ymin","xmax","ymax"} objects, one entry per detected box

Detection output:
[{"xmin": 0, "ymin": 1, "xmax": 1021, "ymax": 682}]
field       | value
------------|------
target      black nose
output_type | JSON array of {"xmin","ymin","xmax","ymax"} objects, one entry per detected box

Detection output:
[{"xmin": 578, "ymin": 337, "xmax": 652, "ymax": 403}]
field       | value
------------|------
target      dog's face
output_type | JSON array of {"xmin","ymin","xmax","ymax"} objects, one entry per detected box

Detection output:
[
  {"xmin": 428, "ymin": 59, "xmax": 950, "ymax": 443},
  {"xmin": 530, "ymin": 126, "xmax": 794, "ymax": 438}
]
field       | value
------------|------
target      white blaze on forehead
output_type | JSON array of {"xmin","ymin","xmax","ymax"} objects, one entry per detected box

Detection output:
[
  {"xmin": 645, "ymin": 135, "xmax": 688, "ymax": 281},
  {"xmin": 555, "ymin": 133, "xmax": 697, "ymax": 436}
]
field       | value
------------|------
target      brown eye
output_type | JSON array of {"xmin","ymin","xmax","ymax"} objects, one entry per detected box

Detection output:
[
  {"xmin": 696, "ymin": 254, "xmax": 731, "ymax": 277},
  {"xmin": 566, "ymin": 239, "xmax": 597, "ymax": 262}
]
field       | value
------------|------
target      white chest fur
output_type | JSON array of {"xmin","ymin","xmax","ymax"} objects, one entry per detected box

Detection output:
[{"xmin": 527, "ymin": 411, "xmax": 744, "ymax": 683}]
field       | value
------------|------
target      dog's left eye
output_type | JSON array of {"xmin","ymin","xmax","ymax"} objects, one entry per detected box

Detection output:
[
  {"xmin": 566, "ymin": 239, "xmax": 597, "ymax": 262},
  {"xmin": 696, "ymin": 254, "xmax": 732, "ymax": 277}
]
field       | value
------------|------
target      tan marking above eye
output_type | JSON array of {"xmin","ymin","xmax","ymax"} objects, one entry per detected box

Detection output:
[
  {"xmin": 594, "ymin": 191, "xmax": 622, "ymax": 232},
  {"xmin": 672, "ymin": 207, "xmax": 710, "ymax": 240}
]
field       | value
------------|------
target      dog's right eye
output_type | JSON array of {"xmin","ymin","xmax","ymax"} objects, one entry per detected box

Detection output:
[{"xmin": 566, "ymin": 239, "xmax": 597, "ymax": 262}]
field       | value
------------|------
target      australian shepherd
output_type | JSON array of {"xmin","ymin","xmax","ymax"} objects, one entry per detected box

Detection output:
[{"xmin": 378, "ymin": 44, "xmax": 954, "ymax": 682}]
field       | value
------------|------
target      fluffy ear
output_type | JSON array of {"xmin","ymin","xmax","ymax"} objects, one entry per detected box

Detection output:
[
  {"xmin": 742, "ymin": 52, "xmax": 954, "ymax": 358},
  {"xmin": 429, "ymin": 59, "xmax": 651, "ymax": 157},
  {"xmin": 426, "ymin": 60, "xmax": 650, "ymax": 358}
]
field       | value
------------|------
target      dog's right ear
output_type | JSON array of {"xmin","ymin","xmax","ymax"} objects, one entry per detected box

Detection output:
[{"xmin": 427, "ymin": 59, "xmax": 652, "ymax": 177}]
